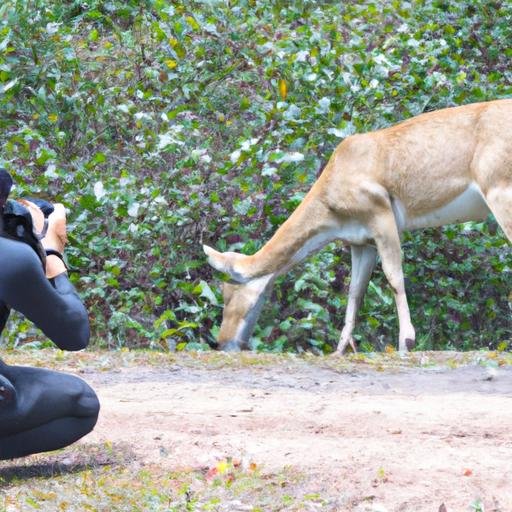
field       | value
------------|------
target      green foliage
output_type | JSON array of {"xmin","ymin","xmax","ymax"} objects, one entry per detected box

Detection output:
[{"xmin": 0, "ymin": 0, "xmax": 511, "ymax": 352}]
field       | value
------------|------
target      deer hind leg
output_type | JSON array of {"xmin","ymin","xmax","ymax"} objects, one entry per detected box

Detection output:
[
  {"xmin": 370, "ymin": 210, "xmax": 415, "ymax": 352},
  {"xmin": 336, "ymin": 244, "xmax": 377, "ymax": 354},
  {"xmin": 484, "ymin": 186, "xmax": 512, "ymax": 242}
]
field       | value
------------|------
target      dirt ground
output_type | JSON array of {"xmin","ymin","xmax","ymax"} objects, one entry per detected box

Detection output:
[{"xmin": 69, "ymin": 352, "xmax": 512, "ymax": 512}]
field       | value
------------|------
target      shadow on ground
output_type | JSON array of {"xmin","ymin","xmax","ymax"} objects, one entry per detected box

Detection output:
[{"xmin": 0, "ymin": 442, "xmax": 136, "ymax": 485}]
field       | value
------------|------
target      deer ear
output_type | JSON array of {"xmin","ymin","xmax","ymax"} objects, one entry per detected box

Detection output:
[
  {"xmin": 203, "ymin": 245, "xmax": 226, "ymax": 272},
  {"xmin": 203, "ymin": 245, "xmax": 249, "ymax": 282}
]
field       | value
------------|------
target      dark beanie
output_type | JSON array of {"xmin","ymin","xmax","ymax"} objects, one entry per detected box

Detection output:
[{"xmin": 0, "ymin": 169, "xmax": 13, "ymax": 207}]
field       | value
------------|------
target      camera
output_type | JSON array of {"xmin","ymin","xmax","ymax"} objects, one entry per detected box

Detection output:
[{"xmin": 0, "ymin": 169, "xmax": 54, "ymax": 267}]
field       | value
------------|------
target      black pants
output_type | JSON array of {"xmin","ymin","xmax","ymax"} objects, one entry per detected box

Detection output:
[{"xmin": 0, "ymin": 360, "xmax": 100, "ymax": 460}]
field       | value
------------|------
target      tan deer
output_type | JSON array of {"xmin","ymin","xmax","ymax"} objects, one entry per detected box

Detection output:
[{"xmin": 204, "ymin": 99, "xmax": 512, "ymax": 352}]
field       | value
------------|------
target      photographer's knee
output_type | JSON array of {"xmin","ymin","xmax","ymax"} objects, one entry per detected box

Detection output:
[
  {"xmin": 74, "ymin": 380, "xmax": 100, "ymax": 421},
  {"xmin": 78, "ymin": 389, "xmax": 100, "ymax": 420}
]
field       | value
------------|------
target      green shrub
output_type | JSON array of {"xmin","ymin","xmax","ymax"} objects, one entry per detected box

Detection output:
[{"xmin": 1, "ymin": 0, "xmax": 510, "ymax": 352}]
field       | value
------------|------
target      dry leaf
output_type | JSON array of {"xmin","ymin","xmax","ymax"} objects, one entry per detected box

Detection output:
[{"xmin": 278, "ymin": 79, "xmax": 287, "ymax": 100}]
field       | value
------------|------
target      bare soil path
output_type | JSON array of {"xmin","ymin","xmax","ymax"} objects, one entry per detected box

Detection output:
[
  {"xmin": 77, "ymin": 351, "xmax": 512, "ymax": 511},
  {"xmin": 2, "ymin": 350, "xmax": 512, "ymax": 511}
]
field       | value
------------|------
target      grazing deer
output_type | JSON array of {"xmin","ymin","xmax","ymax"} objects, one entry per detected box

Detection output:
[{"xmin": 204, "ymin": 99, "xmax": 512, "ymax": 352}]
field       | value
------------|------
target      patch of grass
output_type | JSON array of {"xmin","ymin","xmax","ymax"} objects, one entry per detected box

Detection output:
[
  {"xmin": 1, "ymin": 445, "xmax": 342, "ymax": 511},
  {"xmin": 2, "ymin": 348, "xmax": 512, "ymax": 376}
]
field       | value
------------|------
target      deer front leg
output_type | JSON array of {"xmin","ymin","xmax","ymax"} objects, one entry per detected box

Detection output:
[
  {"xmin": 371, "ymin": 211, "xmax": 415, "ymax": 352},
  {"xmin": 336, "ymin": 244, "xmax": 377, "ymax": 354}
]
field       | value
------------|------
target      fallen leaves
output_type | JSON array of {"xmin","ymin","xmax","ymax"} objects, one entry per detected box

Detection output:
[
  {"xmin": 372, "ymin": 467, "xmax": 390, "ymax": 487},
  {"xmin": 205, "ymin": 458, "xmax": 257, "ymax": 482},
  {"xmin": 278, "ymin": 78, "xmax": 288, "ymax": 100}
]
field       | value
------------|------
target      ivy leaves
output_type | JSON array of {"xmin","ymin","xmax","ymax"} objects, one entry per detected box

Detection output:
[{"xmin": 0, "ymin": 0, "xmax": 510, "ymax": 352}]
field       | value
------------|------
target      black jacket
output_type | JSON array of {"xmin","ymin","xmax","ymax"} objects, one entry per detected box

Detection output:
[{"xmin": 0, "ymin": 236, "xmax": 89, "ymax": 350}]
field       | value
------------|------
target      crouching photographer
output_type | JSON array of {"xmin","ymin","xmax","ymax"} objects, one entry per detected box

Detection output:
[{"xmin": 0, "ymin": 169, "xmax": 100, "ymax": 460}]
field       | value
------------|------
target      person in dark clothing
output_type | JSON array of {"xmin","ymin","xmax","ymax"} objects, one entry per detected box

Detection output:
[{"xmin": 0, "ymin": 170, "xmax": 99, "ymax": 460}]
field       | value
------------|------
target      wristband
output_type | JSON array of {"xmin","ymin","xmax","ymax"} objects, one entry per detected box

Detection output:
[{"xmin": 45, "ymin": 248, "xmax": 67, "ymax": 268}]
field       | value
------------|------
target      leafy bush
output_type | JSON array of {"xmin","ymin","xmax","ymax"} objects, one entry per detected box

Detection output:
[{"xmin": 0, "ymin": 0, "xmax": 511, "ymax": 352}]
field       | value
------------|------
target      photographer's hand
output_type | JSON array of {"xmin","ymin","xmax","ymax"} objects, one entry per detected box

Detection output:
[
  {"xmin": 20, "ymin": 200, "xmax": 68, "ymax": 278},
  {"xmin": 41, "ymin": 204, "xmax": 68, "ymax": 278},
  {"xmin": 17, "ymin": 199, "xmax": 45, "ymax": 233}
]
